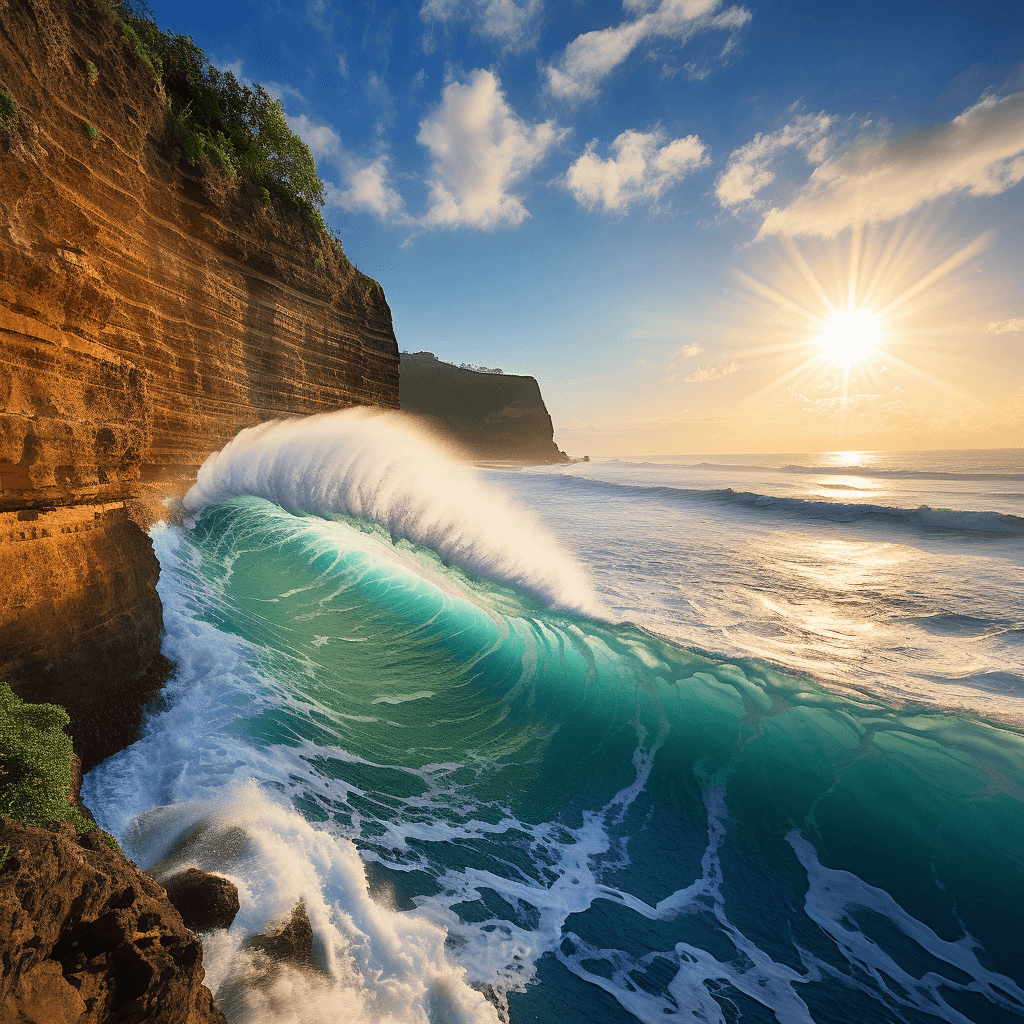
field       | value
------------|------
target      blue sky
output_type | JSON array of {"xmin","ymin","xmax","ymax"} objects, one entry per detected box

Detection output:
[{"xmin": 146, "ymin": 0, "xmax": 1024, "ymax": 454}]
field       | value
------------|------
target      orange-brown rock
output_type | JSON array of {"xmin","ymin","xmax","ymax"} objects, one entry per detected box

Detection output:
[
  {"xmin": 0, "ymin": 817, "xmax": 226, "ymax": 1024},
  {"xmin": 0, "ymin": 504, "xmax": 167, "ymax": 772},
  {"xmin": 0, "ymin": 0, "xmax": 399, "ymax": 761},
  {"xmin": 162, "ymin": 869, "xmax": 240, "ymax": 934}
]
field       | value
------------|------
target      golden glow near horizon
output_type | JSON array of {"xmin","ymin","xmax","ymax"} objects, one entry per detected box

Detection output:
[
  {"xmin": 578, "ymin": 221, "xmax": 1015, "ymax": 456},
  {"xmin": 814, "ymin": 306, "xmax": 884, "ymax": 368}
]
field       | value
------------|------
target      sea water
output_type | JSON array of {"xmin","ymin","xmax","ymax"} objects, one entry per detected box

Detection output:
[{"xmin": 83, "ymin": 410, "xmax": 1024, "ymax": 1024}]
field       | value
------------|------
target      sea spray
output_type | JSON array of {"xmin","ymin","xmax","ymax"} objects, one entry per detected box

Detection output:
[
  {"xmin": 120, "ymin": 784, "xmax": 499, "ymax": 1024},
  {"xmin": 183, "ymin": 408, "xmax": 603, "ymax": 616}
]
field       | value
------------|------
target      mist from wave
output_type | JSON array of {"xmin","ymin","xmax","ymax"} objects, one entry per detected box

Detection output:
[{"xmin": 183, "ymin": 407, "xmax": 602, "ymax": 617}]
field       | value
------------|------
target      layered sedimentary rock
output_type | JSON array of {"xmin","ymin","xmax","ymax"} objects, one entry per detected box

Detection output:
[
  {"xmin": 400, "ymin": 350, "xmax": 568, "ymax": 463},
  {"xmin": 0, "ymin": 817, "xmax": 226, "ymax": 1024},
  {"xmin": 0, "ymin": 0, "xmax": 399, "ymax": 766},
  {"xmin": 0, "ymin": 505, "xmax": 168, "ymax": 772}
]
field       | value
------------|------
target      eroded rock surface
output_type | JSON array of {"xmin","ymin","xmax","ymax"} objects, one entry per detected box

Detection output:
[
  {"xmin": 0, "ymin": 0, "xmax": 399, "ymax": 752},
  {"xmin": 0, "ymin": 817, "xmax": 226, "ymax": 1024},
  {"xmin": 240, "ymin": 901, "xmax": 317, "ymax": 971},
  {"xmin": 0, "ymin": 506, "xmax": 167, "ymax": 771}
]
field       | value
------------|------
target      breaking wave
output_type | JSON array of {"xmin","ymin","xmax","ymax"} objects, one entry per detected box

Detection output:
[
  {"xmin": 183, "ymin": 408, "xmax": 602, "ymax": 616},
  {"xmin": 79, "ymin": 424, "xmax": 1024, "ymax": 1024}
]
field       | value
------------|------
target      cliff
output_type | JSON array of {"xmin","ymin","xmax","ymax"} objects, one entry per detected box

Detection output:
[
  {"xmin": 0, "ymin": 817, "xmax": 226, "ymax": 1024},
  {"xmin": 399, "ymin": 351, "xmax": 568, "ymax": 463},
  {"xmin": 0, "ymin": 0, "xmax": 400, "ymax": 770}
]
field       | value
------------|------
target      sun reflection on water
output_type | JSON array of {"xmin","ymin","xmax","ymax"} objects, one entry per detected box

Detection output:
[{"xmin": 828, "ymin": 450, "xmax": 875, "ymax": 468}]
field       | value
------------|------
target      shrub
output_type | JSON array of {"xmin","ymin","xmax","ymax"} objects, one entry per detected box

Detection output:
[
  {"xmin": 325, "ymin": 225, "xmax": 351, "ymax": 270},
  {"xmin": 0, "ymin": 682, "xmax": 94, "ymax": 833},
  {"xmin": 0, "ymin": 86, "xmax": 17, "ymax": 136},
  {"xmin": 116, "ymin": 14, "xmax": 162, "ymax": 81},
  {"xmin": 86, "ymin": 60, "xmax": 98, "ymax": 83},
  {"xmin": 97, "ymin": 1, "xmax": 327, "ymax": 232},
  {"xmin": 86, "ymin": 123, "xmax": 98, "ymax": 139}
]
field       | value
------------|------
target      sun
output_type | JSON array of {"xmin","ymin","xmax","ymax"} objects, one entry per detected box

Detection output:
[
  {"xmin": 729, "ymin": 226, "xmax": 991, "ymax": 430},
  {"xmin": 815, "ymin": 306, "xmax": 884, "ymax": 368}
]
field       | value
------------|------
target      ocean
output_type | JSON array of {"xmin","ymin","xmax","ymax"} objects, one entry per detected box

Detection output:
[{"xmin": 83, "ymin": 409, "xmax": 1024, "ymax": 1024}]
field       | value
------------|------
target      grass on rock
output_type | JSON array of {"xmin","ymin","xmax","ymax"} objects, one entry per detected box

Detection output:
[{"xmin": 0, "ymin": 681, "xmax": 102, "ymax": 839}]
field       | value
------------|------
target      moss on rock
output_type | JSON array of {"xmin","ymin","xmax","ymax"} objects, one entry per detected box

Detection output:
[{"xmin": 0, "ymin": 681, "xmax": 95, "ymax": 833}]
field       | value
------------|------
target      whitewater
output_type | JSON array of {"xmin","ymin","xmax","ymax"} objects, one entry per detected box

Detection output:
[{"xmin": 83, "ymin": 409, "xmax": 1024, "ymax": 1024}]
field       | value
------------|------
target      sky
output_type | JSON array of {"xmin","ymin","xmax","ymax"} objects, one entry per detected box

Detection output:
[{"xmin": 144, "ymin": 0, "xmax": 1024, "ymax": 455}]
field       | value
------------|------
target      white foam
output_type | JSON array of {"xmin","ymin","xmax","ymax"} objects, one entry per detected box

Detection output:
[
  {"xmin": 122, "ymin": 783, "xmax": 499, "ymax": 1024},
  {"xmin": 183, "ymin": 408, "xmax": 603, "ymax": 616},
  {"xmin": 790, "ymin": 830, "xmax": 1024, "ymax": 1021}
]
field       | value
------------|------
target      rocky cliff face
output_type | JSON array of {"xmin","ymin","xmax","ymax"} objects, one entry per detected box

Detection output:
[
  {"xmin": 0, "ymin": 817, "xmax": 226, "ymax": 1024},
  {"xmin": 399, "ymin": 351, "xmax": 568, "ymax": 463},
  {"xmin": 0, "ymin": 0, "xmax": 400, "ymax": 769}
]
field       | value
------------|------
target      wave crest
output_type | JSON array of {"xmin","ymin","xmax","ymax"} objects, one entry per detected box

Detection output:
[
  {"xmin": 184, "ymin": 408, "xmax": 602, "ymax": 616},
  {"xmin": 555, "ymin": 474, "xmax": 1024, "ymax": 535}
]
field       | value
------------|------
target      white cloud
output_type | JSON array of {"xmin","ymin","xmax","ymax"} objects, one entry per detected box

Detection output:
[
  {"xmin": 758, "ymin": 92, "xmax": 1024, "ymax": 238},
  {"xmin": 986, "ymin": 317, "xmax": 1024, "ymax": 334},
  {"xmin": 420, "ymin": 0, "xmax": 541, "ymax": 49},
  {"xmin": 417, "ymin": 69, "xmax": 563, "ymax": 229},
  {"xmin": 287, "ymin": 114, "xmax": 406, "ymax": 221},
  {"xmin": 568, "ymin": 127, "xmax": 709, "ymax": 212},
  {"xmin": 324, "ymin": 161, "xmax": 405, "ymax": 219},
  {"xmin": 216, "ymin": 58, "xmax": 246, "ymax": 81},
  {"xmin": 262, "ymin": 80, "xmax": 307, "ymax": 106},
  {"xmin": 287, "ymin": 113, "xmax": 343, "ymax": 161},
  {"xmin": 685, "ymin": 360, "xmax": 740, "ymax": 382},
  {"xmin": 715, "ymin": 113, "xmax": 833, "ymax": 209},
  {"xmin": 674, "ymin": 343, "xmax": 703, "ymax": 357},
  {"xmin": 546, "ymin": 0, "xmax": 751, "ymax": 102}
]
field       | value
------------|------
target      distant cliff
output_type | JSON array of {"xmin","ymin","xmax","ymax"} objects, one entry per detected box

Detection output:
[
  {"xmin": 0, "ymin": 0, "xmax": 399, "ymax": 770},
  {"xmin": 400, "ymin": 351, "xmax": 568, "ymax": 463}
]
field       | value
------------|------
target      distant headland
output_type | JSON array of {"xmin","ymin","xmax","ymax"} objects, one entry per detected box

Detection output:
[{"xmin": 400, "ymin": 351, "xmax": 570, "ymax": 464}]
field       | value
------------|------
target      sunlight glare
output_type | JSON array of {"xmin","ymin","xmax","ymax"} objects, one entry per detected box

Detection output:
[{"xmin": 816, "ymin": 307, "xmax": 884, "ymax": 367}]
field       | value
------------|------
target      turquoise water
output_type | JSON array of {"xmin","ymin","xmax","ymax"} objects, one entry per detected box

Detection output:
[{"xmin": 84, "ymin": 413, "xmax": 1024, "ymax": 1024}]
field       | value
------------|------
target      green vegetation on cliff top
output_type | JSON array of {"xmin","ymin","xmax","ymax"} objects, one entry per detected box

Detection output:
[
  {"xmin": 0, "ymin": 681, "xmax": 95, "ymax": 834},
  {"xmin": 100, "ymin": 0, "xmax": 327, "ymax": 232}
]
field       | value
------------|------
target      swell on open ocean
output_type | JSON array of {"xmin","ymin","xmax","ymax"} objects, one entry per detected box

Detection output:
[{"xmin": 83, "ymin": 409, "xmax": 1024, "ymax": 1024}]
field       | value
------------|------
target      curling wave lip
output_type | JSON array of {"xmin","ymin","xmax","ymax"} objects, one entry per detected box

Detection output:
[{"xmin": 184, "ymin": 408, "xmax": 606, "ymax": 618}]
